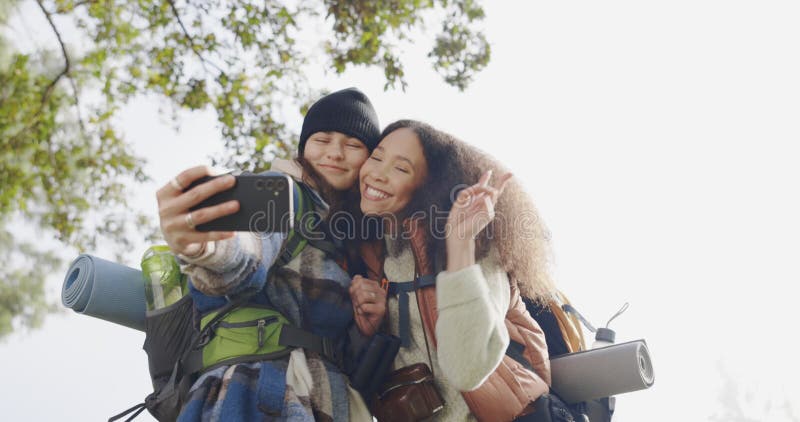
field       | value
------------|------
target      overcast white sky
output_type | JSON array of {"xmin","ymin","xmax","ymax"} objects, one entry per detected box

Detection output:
[{"xmin": 2, "ymin": 1, "xmax": 800, "ymax": 421}]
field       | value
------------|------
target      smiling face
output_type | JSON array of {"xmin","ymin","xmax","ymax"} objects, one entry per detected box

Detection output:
[
  {"xmin": 359, "ymin": 127, "xmax": 428, "ymax": 217},
  {"xmin": 302, "ymin": 131, "xmax": 370, "ymax": 190}
]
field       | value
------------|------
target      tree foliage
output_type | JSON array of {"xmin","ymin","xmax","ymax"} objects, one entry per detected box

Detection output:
[
  {"xmin": 0, "ymin": 0, "xmax": 490, "ymax": 336},
  {"xmin": 0, "ymin": 228, "xmax": 61, "ymax": 337}
]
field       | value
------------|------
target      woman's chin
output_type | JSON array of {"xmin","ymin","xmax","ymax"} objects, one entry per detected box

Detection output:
[
  {"xmin": 321, "ymin": 177, "xmax": 352, "ymax": 191},
  {"xmin": 360, "ymin": 201, "xmax": 388, "ymax": 217},
  {"xmin": 360, "ymin": 204, "xmax": 378, "ymax": 216}
]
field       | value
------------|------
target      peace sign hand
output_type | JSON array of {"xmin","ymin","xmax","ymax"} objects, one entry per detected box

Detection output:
[{"xmin": 447, "ymin": 170, "xmax": 513, "ymax": 241}]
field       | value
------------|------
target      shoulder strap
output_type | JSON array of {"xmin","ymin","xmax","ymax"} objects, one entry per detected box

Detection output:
[
  {"xmin": 274, "ymin": 180, "xmax": 343, "ymax": 267},
  {"xmin": 108, "ymin": 403, "xmax": 147, "ymax": 422},
  {"xmin": 386, "ymin": 275, "xmax": 436, "ymax": 348},
  {"xmin": 273, "ymin": 180, "xmax": 311, "ymax": 267},
  {"xmin": 552, "ymin": 291, "xmax": 587, "ymax": 353},
  {"xmin": 359, "ymin": 240, "xmax": 385, "ymax": 280},
  {"xmin": 403, "ymin": 218, "xmax": 440, "ymax": 349}
]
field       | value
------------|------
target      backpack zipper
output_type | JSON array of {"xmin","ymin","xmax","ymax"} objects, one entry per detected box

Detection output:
[
  {"xmin": 214, "ymin": 316, "xmax": 279, "ymax": 349},
  {"xmin": 257, "ymin": 319, "xmax": 266, "ymax": 348},
  {"xmin": 216, "ymin": 316, "xmax": 279, "ymax": 329}
]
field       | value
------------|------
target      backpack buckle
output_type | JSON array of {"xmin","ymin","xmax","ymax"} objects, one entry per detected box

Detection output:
[{"xmin": 195, "ymin": 321, "xmax": 219, "ymax": 348}]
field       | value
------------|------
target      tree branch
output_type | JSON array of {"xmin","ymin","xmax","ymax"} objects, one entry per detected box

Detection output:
[
  {"xmin": 166, "ymin": 0, "xmax": 224, "ymax": 74},
  {"xmin": 8, "ymin": 0, "xmax": 86, "ymax": 145},
  {"xmin": 36, "ymin": 0, "xmax": 87, "ymax": 135},
  {"xmin": 36, "ymin": 0, "xmax": 69, "ymax": 107}
]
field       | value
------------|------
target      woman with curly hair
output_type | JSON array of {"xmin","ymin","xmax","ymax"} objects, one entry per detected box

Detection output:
[{"xmin": 349, "ymin": 120, "xmax": 558, "ymax": 421}]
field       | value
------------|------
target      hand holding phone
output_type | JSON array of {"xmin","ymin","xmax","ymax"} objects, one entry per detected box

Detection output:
[{"xmin": 186, "ymin": 173, "xmax": 295, "ymax": 233}]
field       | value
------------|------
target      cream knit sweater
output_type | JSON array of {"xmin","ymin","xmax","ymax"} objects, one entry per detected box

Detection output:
[{"xmin": 383, "ymin": 241, "xmax": 511, "ymax": 421}]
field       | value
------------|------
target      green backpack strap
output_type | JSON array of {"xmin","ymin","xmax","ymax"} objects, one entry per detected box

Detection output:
[{"xmin": 274, "ymin": 180, "xmax": 343, "ymax": 267}]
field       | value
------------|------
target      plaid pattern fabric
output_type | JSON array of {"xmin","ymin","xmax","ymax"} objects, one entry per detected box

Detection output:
[{"xmin": 179, "ymin": 206, "xmax": 354, "ymax": 421}]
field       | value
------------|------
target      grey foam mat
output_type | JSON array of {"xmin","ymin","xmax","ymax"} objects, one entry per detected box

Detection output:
[{"xmin": 62, "ymin": 254, "xmax": 146, "ymax": 331}]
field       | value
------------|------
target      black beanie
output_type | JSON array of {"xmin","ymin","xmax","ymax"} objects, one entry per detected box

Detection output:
[{"xmin": 299, "ymin": 87, "xmax": 381, "ymax": 154}]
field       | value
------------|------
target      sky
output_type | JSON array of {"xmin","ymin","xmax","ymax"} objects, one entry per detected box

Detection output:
[{"xmin": 2, "ymin": 1, "xmax": 800, "ymax": 421}]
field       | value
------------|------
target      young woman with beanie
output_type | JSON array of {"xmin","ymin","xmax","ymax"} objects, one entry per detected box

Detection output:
[
  {"xmin": 349, "ymin": 120, "xmax": 557, "ymax": 421},
  {"xmin": 156, "ymin": 88, "xmax": 380, "ymax": 421}
]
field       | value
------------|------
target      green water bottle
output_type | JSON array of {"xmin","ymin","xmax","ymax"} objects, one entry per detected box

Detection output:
[{"xmin": 141, "ymin": 245, "xmax": 187, "ymax": 311}]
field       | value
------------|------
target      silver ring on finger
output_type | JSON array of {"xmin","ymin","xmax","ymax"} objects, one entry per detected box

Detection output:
[
  {"xmin": 170, "ymin": 177, "xmax": 186, "ymax": 191},
  {"xmin": 185, "ymin": 212, "xmax": 197, "ymax": 230}
]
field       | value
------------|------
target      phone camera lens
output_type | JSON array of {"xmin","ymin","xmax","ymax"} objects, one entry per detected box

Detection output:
[
  {"xmin": 265, "ymin": 179, "xmax": 275, "ymax": 190},
  {"xmin": 276, "ymin": 179, "xmax": 287, "ymax": 191}
]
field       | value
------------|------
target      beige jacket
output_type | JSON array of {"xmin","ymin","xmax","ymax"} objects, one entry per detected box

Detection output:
[{"xmin": 364, "ymin": 219, "xmax": 552, "ymax": 421}]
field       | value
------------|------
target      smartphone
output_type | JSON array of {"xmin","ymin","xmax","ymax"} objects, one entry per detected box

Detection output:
[{"xmin": 186, "ymin": 173, "xmax": 294, "ymax": 232}]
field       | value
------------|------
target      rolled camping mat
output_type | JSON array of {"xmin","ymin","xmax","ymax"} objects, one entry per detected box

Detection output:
[
  {"xmin": 61, "ymin": 254, "xmax": 146, "ymax": 332},
  {"xmin": 550, "ymin": 339, "xmax": 655, "ymax": 404}
]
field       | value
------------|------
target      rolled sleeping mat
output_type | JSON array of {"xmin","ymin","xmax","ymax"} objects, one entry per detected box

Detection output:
[
  {"xmin": 61, "ymin": 254, "xmax": 146, "ymax": 332},
  {"xmin": 550, "ymin": 339, "xmax": 655, "ymax": 404}
]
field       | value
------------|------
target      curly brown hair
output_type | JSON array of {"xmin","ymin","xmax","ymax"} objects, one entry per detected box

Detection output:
[{"xmin": 384, "ymin": 120, "xmax": 557, "ymax": 303}]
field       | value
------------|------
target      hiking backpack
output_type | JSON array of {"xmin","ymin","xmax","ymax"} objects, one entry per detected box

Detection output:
[
  {"xmin": 110, "ymin": 178, "xmax": 349, "ymax": 422},
  {"xmin": 524, "ymin": 291, "xmax": 615, "ymax": 422}
]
